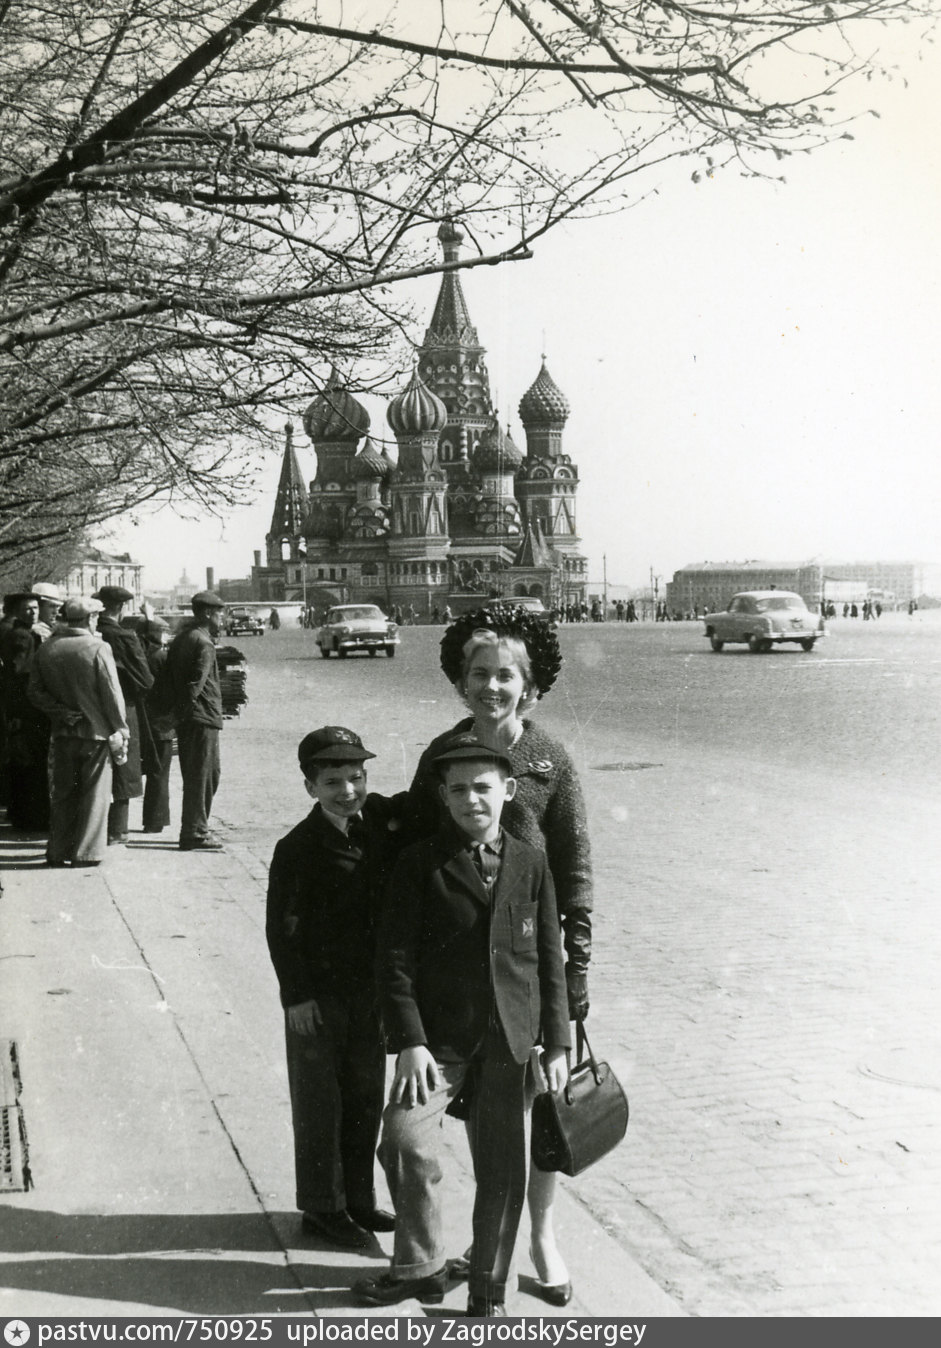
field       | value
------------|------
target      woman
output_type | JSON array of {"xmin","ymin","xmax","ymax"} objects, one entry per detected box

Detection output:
[{"xmin": 405, "ymin": 603, "xmax": 592, "ymax": 1307}]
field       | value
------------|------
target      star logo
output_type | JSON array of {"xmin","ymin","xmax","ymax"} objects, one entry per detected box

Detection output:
[
  {"xmin": 521, "ymin": 918, "xmax": 535, "ymax": 937},
  {"xmin": 4, "ymin": 1322, "xmax": 30, "ymax": 1346}
]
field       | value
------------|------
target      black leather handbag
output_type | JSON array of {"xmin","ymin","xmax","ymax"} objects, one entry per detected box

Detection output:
[{"xmin": 531, "ymin": 1023, "xmax": 629, "ymax": 1176}]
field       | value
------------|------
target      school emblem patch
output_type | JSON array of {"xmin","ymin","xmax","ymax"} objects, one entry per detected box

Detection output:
[{"xmin": 521, "ymin": 917, "xmax": 535, "ymax": 938}]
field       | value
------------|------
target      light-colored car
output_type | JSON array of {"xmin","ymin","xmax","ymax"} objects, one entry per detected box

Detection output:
[
  {"xmin": 704, "ymin": 590, "xmax": 827, "ymax": 653},
  {"xmin": 317, "ymin": 604, "xmax": 399, "ymax": 658},
  {"xmin": 510, "ymin": 596, "xmax": 550, "ymax": 620}
]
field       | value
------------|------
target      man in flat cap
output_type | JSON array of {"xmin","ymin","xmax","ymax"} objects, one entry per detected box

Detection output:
[
  {"xmin": 166, "ymin": 590, "xmax": 225, "ymax": 850},
  {"xmin": 0, "ymin": 590, "xmax": 50, "ymax": 830},
  {"xmin": 28, "ymin": 598, "xmax": 128, "ymax": 866},
  {"xmin": 94, "ymin": 585, "xmax": 153, "ymax": 845}
]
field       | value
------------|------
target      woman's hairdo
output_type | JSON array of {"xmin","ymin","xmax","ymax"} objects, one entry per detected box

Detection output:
[{"xmin": 439, "ymin": 603, "xmax": 562, "ymax": 697}]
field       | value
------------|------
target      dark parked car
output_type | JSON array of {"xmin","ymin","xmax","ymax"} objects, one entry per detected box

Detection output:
[{"xmin": 226, "ymin": 607, "xmax": 265, "ymax": 637}]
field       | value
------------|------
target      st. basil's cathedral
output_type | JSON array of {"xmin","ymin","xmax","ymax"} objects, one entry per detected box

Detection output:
[{"xmin": 254, "ymin": 222, "xmax": 588, "ymax": 613}]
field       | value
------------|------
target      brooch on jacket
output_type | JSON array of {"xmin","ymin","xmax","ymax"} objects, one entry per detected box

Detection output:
[{"xmin": 526, "ymin": 759, "xmax": 553, "ymax": 779}]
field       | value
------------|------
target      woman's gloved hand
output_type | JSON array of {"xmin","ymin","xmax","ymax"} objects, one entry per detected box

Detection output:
[
  {"xmin": 565, "ymin": 967, "xmax": 590, "ymax": 1021},
  {"xmin": 563, "ymin": 907, "xmax": 592, "ymax": 1020}
]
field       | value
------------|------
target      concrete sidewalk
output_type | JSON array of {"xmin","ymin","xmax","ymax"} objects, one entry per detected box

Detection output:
[{"xmin": 0, "ymin": 826, "xmax": 683, "ymax": 1320}]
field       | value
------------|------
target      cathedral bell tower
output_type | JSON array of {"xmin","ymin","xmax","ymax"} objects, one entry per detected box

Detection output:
[{"xmin": 417, "ymin": 221, "xmax": 494, "ymax": 479}]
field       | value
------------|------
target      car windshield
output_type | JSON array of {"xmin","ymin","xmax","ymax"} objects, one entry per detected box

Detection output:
[
  {"xmin": 755, "ymin": 596, "xmax": 805, "ymax": 613},
  {"xmin": 335, "ymin": 607, "xmax": 383, "ymax": 621}
]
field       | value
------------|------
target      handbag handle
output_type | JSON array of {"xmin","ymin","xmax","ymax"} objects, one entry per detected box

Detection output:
[{"xmin": 564, "ymin": 1021, "xmax": 604, "ymax": 1103}]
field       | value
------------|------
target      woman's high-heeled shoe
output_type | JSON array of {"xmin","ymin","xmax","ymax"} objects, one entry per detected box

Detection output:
[
  {"xmin": 530, "ymin": 1244, "xmax": 572, "ymax": 1307},
  {"xmin": 535, "ymin": 1280, "xmax": 573, "ymax": 1308}
]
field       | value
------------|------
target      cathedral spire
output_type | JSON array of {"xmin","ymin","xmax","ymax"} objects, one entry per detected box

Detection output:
[
  {"xmin": 423, "ymin": 221, "xmax": 483, "ymax": 351},
  {"xmin": 268, "ymin": 422, "xmax": 310, "ymax": 539}
]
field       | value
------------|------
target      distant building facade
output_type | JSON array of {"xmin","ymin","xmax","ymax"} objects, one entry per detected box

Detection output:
[
  {"xmin": 252, "ymin": 221, "xmax": 588, "ymax": 614},
  {"xmin": 667, "ymin": 559, "xmax": 932, "ymax": 614},
  {"xmin": 59, "ymin": 547, "xmax": 143, "ymax": 601}
]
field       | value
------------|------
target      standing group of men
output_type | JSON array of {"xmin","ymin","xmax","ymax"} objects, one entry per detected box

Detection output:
[{"xmin": 0, "ymin": 584, "xmax": 228, "ymax": 866}]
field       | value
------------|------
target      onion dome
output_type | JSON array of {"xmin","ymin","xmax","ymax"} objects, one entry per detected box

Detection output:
[
  {"xmin": 387, "ymin": 368, "xmax": 448, "ymax": 436},
  {"xmin": 518, "ymin": 360, "xmax": 570, "ymax": 425},
  {"xmin": 473, "ymin": 420, "xmax": 524, "ymax": 474},
  {"xmin": 302, "ymin": 372, "xmax": 370, "ymax": 443},
  {"xmin": 350, "ymin": 437, "xmax": 392, "ymax": 481}
]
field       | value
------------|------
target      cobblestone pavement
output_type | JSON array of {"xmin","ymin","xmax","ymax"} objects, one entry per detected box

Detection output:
[
  {"xmin": 5, "ymin": 613, "xmax": 938, "ymax": 1317},
  {"xmin": 212, "ymin": 613, "xmax": 940, "ymax": 1317}
]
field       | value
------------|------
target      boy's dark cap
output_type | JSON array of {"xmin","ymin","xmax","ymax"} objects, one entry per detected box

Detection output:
[
  {"xmin": 298, "ymin": 726, "xmax": 376, "ymax": 773},
  {"xmin": 191, "ymin": 590, "xmax": 225, "ymax": 610},
  {"xmin": 94, "ymin": 585, "xmax": 135, "ymax": 605},
  {"xmin": 431, "ymin": 731, "xmax": 512, "ymax": 773}
]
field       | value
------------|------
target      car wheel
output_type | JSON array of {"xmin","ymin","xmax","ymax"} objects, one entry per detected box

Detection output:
[
  {"xmin": 337, "ymin": 646, "xmax": 348, "ymax": 659},
  {"xmin": 748, "ymin": 634, "xmax": 766, "ymax": 654},
  {"xmin": 800, "ymin": 638, "xmax": 816, "ymax": 652},
  {"xmin": 709, "ymin": 634, "xmax": 724, "ymax": 652},
  {"xmin": 386, "ymin": 645, "xmax": 396, "ymax": 658}
]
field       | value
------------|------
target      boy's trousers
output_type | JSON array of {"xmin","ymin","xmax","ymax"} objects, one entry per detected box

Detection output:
[
  {"xmin": 377, "ymin": 1025, "xmax": 527, "ymax": 1305},
  {"xmin": 285, "ymin": 993, "xmax": 385, "ymax": 1214}
]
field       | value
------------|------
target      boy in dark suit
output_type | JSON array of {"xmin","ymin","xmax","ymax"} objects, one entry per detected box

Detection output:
[
  {"xmin": 266, "ymin": 726, "xmax": 401, "ymax": 1249},
  {"xmin": 355, "ymin": 732, "xmax": 571, "ymax": 1316}
]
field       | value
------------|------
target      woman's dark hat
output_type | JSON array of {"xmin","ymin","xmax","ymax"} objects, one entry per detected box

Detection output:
[
  {"xmin": 439, "ymin": 602, "xmax": 562, "ymax": 697},
  {"xmin": 431, "ymin": 731, "xmax": 512, "ymax": 774},
  {"xmin": 298, "ymin": 726, "xmax": 376, "ymax": 775}
]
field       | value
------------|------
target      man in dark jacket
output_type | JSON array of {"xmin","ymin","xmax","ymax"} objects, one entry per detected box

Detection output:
[
  {"xmin": 95, "ymin": 586, "xmax": 153, "ymax": 844},
  {"xmin": 0, "ymin": 591, "xmax": 50, "ymax": 829},
  {"xmin": 166, "ymin": 590, "xmax": 224, "ymax": 851}
]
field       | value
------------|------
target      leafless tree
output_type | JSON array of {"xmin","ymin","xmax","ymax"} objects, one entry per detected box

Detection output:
[{"xmin": 1, "ymin": 0, "xmax": 934, "ymax": 576}]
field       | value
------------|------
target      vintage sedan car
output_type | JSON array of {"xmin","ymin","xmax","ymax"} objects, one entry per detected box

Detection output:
[
  {"xmin": 226, "ymin": 606, "xmax": 265, "ymax": 637},
  {"xmin": 317, "ymin": 604, "xmax": 399, "ymax": 658},
  {"xmin": 704, "ymin": 591, "xmax": 827, "ymax": 653}
]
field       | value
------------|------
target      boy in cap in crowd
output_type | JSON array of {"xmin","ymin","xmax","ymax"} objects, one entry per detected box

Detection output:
[
  {"xmin": 165, "ymin": 589, "xmax": 225, "ymax": 850},
  {"xmin": 266, "ymin": 727, "xmax": 404, "ymax": 1249},
  {"xmin": 356, "ymin": 732, "xmax": 570, "ymax": 1316}
]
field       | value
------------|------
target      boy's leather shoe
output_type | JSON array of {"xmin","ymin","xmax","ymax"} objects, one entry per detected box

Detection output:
[
  {"xmin": 354, "ymin": 1267, "xmax": 448, "ymax": 1306},
  {"xmin": 179, "ymin": 835, "xmax": 224, "ymax": 852},
  {"xmin": 466, "ymin": 1297, "xmax": 507, "ymax": 1316},
  {"xmin": 301, "ymin": 1209, "xmax": 370, "ymax": 1249},
  {"xmin": 347, "ymin": 1206, "xmax": 396, "ymax": 1233}
]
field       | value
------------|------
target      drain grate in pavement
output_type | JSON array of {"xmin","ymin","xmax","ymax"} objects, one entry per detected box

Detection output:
[
  {"xmin": 592, "ymin": 761, "xmax": 662, "ymax": 772},
  {"xmin": 0, "ymin": 1040, "xmax": 30, "ymax": 1191}
]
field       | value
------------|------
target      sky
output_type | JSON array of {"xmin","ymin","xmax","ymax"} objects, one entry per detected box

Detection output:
[{"xmin": 107, "ymin": 20, "xmax": 941, "ymax": 594}]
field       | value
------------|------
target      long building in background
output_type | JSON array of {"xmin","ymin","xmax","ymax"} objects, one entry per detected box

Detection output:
[
  {"xmin": 666, "ymin": 559, "xmax": 934, "ymax": 614},
  {"xmin": 251, "ymin": 221, "xmax": 588, "ymax": 615}
]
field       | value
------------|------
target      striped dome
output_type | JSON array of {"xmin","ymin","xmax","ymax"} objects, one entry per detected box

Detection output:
[
  {"xmin": 473, "ymin": 421, "xmax": 523, "ymax": 473},
  {"xmin": 350, "ymin": 437, "xmax": 392, "ymax": 480},
  {"xmin": 387, "ymin": 369, "xmax": 448, "ymax": 436},
  {"xmin": 303, "ymin": 374, "xmax": 370, "ymax": 443}
]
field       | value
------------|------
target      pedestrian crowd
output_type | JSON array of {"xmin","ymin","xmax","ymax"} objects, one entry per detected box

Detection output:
[
  {"xmin": 265, "ymin": 603, "xmax": 594, "ymax": 1315},
  {"xmin": 0, "ymin": 583, "xmax": 230, "ymax": 867}
]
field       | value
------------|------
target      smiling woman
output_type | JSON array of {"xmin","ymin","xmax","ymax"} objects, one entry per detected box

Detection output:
[{"xmin": 399, "ymin": 602, "xmax": 592, "ymax": 1306}]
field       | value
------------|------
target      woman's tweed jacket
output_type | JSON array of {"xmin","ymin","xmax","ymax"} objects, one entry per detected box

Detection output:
[{"xmin": 405, "ymin": 716, "xmax": 592, "ymax": 969}]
